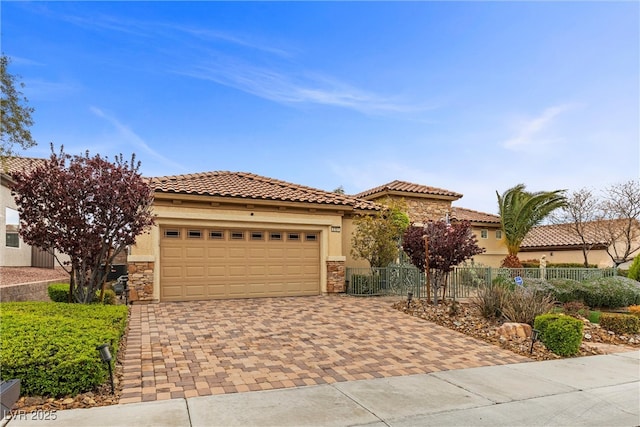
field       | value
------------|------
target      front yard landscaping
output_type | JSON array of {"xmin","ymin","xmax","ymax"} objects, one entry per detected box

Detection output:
[{"xmin": 0, "ymin": 302, "xmax": 128, "ymax": 410}]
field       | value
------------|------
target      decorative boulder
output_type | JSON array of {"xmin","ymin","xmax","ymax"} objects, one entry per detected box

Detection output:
[{"xmin": 496, "ymin": 322, "xmax": 533, "ymax": 342}]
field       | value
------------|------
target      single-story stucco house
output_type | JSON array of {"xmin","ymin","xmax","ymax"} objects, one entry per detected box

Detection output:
[
  {"xmin": 520, "ymin": 220, "xmax": 640, "ymax": 268},
  {"xmin": 4, "ymin": 157, "xmax": 636, "ymax": 303}
]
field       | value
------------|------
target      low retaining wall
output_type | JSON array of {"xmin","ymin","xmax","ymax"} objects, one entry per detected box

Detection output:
[{"xmin": 0, "ymin": 279, "xmax": 66, "ymax": 302}]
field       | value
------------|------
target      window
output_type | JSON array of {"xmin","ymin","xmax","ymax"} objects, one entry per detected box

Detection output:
[
  {"xmin": 305, "ymin": 233, "xmax": 317, "ymax": 242},
  {"xmin": 270, "ymin": 232, "xmax": 282, "ymax": 241},
  {"xmin": 209, "ymin": 230, "xmax": 224, "ymax": 240},
  {"xmin": 496, "ymin": 230, "xmax": 502, "ymax": 239},
  {"xmin": 188, "ymin": 229, "xmax": 202, "ymax": 239},
  {"xmin": 288, "ymin": 233, "xmax": 300, "ymax": 241},
  {"xmin": 480, "ymin": 229, "xmax": 488, "ymax": 239},
  {"xmin": 5, "ymin": 207, "xmax": 19, "ymax": 248},
  {"xmin": 251, "ymin": 231, "xmax": 264, "ymax": 241},
  {"xmin": 231, "ymin": 231, "xmax": 245, "ymax": 240},
  {"xmin": 164, "ymin": 229, "xmax": 180, "ymax": 238}
]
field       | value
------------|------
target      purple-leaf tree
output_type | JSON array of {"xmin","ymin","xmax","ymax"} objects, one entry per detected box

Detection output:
[
  {"xmin": 403, "ymin": 220, "xmax": 484, "ymax": 306},
  {"xmin": 11, "ymin": 146, "xmax": 155, "ymax": 303}
]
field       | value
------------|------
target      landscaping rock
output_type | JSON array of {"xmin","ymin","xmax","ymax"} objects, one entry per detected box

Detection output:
[{"xmin": 496, "ymin": 322, "xmax": 532, "ymax": 341}]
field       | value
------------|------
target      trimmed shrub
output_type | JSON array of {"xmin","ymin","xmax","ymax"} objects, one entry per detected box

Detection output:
[
  {"xmin": 547, "ymin": 278, "xmax": 588, "ymax": 303},
  {"xmin": 599, "ymin": 313, "xmax": 640, "ymax": 335},
  {"xmin": 501, "ymin": 286, "xmax": 555, "ymax": 325},
  {"xmin": 534, "ymin": 313, "xmax": 583, "ymax": 357},
  {"xmin": 0, "ymin": 302, "xmax": 128, "ymax": 396},
  {"xmin": 47, "ymin": 283, "xmax": 70, "ymax": 302},
  {"xmin": 628, "ymin": 254, "xmax": 640, "ymax": 281},
  {"xmin": 581, "ymin": 276, "xmax": 640, "ymax": 309}
]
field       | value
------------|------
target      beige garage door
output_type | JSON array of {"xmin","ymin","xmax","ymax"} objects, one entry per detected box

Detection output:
[{"xmin": 160, "ymin": 227, "xmax": 320, "ymax": 301}]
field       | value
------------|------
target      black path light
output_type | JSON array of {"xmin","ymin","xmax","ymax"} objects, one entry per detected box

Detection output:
[
  {"xmin": 530, "ymin": 329, "xmax": 541, "ymax": 354},
  {"xmin": 407, "ymin": 291, "xmax": 413, "ymax": 309},
  {"xmin": 97, "ymin": 344, "xmax": 115, "ymax": 394}
]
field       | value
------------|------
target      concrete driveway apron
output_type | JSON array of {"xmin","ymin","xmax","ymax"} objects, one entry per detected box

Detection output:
[{"xmin": 119, "ymin": 296, "xmax": 529, "ymax": 403}]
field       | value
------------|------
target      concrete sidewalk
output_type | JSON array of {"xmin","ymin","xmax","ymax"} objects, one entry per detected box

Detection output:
[{"xmin": 5, "ymin": 350, "xmax": 639, "ymax": 427}]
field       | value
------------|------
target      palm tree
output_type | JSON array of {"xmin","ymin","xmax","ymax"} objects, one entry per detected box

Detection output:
[{"xmin": 497, "ymin": 184, "xmax": 567, "ymax": 266}]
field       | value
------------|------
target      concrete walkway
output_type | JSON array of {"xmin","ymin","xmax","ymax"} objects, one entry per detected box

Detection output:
[{"xmin": 5, "ymin": 350, "xmax": 638, "ymax": 427}]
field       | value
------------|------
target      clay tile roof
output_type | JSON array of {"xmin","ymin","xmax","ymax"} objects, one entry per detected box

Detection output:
[
  {"xmin": 354, "ymin": 180, "xmax": 462, "ymax": 200},
  {"xmin": 521, "ymin": 221, "xmax": 610, "ymax": 249},
  {"xmin": 1, "ymin": 157, "xmax": 47, "ymax": 176},
  {"xmin": 450, "ymin": 207, "xmax": 501, "ymax": 224},
  {"xmin": 150, "ymin": 171, "xmax": 379, "ymax": 210}
]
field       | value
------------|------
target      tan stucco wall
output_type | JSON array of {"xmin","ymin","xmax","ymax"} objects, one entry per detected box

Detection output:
[
  {"xmin": 519, "ymin": 248, "xmax": 615, "ymax": 268},
  {"xmin": 1, "ymin": 181, "xmax": 31, "ymax": 266},
  {"xmin": 471, "ymin": 225, "xmax": 507, "ymax": 267},
  {"xmin": 341, "ymin": 216, "xmax": 370, "ymax": 269},
  {"xmin": 130, "ymin": 198, "xmax": 348, "ymax": 300}
]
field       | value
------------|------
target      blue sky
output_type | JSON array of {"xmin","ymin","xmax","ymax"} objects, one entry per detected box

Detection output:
[{"xmin": 3, "ymin": 1, "xmax": 639, "ymax": 214}]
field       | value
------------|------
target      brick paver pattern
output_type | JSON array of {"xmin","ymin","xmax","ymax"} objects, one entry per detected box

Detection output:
[{"xmin": 120, "ymin": 296, "xmax": 530, "ymax": 403}]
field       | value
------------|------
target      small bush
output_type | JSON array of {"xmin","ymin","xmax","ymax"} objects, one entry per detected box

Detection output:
[
  {"xmin": 471, "ymin": 284, "xmax": 508, "ymax": 319},
  {"xmin": 349, "ymin": 274, "xmax": 376, "ymax": 295},
  {"xmin": 582, "ymin": 276, "xmax": 640, "ymax": 309},
  {"xmin": 534, "ymin": 313, "xmax": 583, "ymax": 356},
  {"xmin": 628, "ymin": 254, "xmax": 640, "ymax": 281},
  {"xmin": 0, "ymin": 302, "xmax": 128, "ymax": 396},
  {"xmin": 47, "ymin": 283, "xmax": 70, "ymax": 302},
  {"xmin": 588, "ymin": 310, "xmax": 601, "ymax": 324},
  {"xmin": 599, "ymin": 313, "xmax": 640, "ymax": 335},
  {"xmin": 628, "ymin": 305, "xmax": 640, "ymax": 317},
  {"xmin": 47, "ymin": 283, "xmax": 117, "ymax": 304},
  {"xmin": 101, "ymin": 289, "xmax": 116, "ymax": 305},
  {"xmin": 501, "ymin": 287, "xmax": 555, "ymax": 325},
  {"xmin": 562, "ymin": 300, "xmax": 590, "ymax": 318}
]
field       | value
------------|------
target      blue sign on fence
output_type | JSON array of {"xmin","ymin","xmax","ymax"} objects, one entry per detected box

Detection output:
[{"xmin": 514, "ymin": 276, "xmax": 524, "ymax": 286}]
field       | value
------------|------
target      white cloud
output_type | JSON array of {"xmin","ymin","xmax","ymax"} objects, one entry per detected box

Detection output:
[
  {"xmin": 178, "ymin": 60, "xmax": 420, "ymax": 115},
  {"xmin": 89, "ymin": 106, "xmax": 186, "ymax": 173},
  {"xmin": 502, "ymin": 104, "xmax": 577, "ymax": 151}
]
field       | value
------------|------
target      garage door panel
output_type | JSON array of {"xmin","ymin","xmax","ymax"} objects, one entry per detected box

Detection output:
[
  {"xmin": 161, "ymin": 226, "xmax": 320, "ymax": 301},
  {"xmin": 162, "ymin": 247, "xmax": 183, "ymax": 259},
  {"xmin": 186, "ymin": 266, "xmax": 205, "ymax": 278},
  {"xmin": 186, "ymin": 247, "xmax": 206, "ymax": 259},
  {"xmin": 162, "ymin": 266, "xmax": 183, "ymax": 278}
]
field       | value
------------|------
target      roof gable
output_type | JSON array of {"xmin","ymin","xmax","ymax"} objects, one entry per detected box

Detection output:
[
  {"xmin": 150, "ymin": 171, "xmax": 378, "ymax": 210},
  {"xmin": 451, "ymin": 207, "xmax": 500, "ymax": 224},
  {"xmin": 355, "ymin": 180, "xmax": 462, "ymax": 200},
  {"xmin": 521, "ymin": 221, "xmax": 611, "ymax": 249}
]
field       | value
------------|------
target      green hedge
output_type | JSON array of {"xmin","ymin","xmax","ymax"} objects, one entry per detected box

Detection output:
[
  {"xmin": 47, "ymin": 283, "xmax": 70, "ymax": 302},
  {"xmin": 48, "ymin": 283, "xmax": 117, "ymax": 305},
  {"xmin": 534, "ymin": 313, "xmax": 583, "ymax": 357},
  {"xmin": 581, "ymin": 277, "xmax": 640, "ymax": 309},
  {"xmin": 0, "ymin": 302, "xmax": 128, "ymax": 396},
  {"xmin": 535, "ymin": 277, "xmax": 640, "ymax": 309},
  {"xmin": 599, "ymin": 313, "xmax": 640, "ymax": 335}
]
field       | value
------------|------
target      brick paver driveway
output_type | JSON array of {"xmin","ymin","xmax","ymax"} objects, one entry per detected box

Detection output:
[{"xmin": 120, "ymin": 296, "xmax": 529, "ymax": 403}]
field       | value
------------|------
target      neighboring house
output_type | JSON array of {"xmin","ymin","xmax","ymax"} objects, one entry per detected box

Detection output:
[
  {"xmin": 354, "ymin": 180, "xmax": 462, "ymax": 222},
  {"xmin": 520, "ymin": 220, "xmax": 640, "ymax": 268},
  {"xmin": 129, "ymin": 171, "xmax": 379, "ymax": 302},
  {"xmin": 0, "ymin": 157, "xmax": 57, "ymax": 268},
  {"xmin": 353, "ymin": 180, "xmax": 507, "ymax": 267},
  {"xmin": 450, "ymin": 207, "xmax": 505, "ymax": 267}
]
